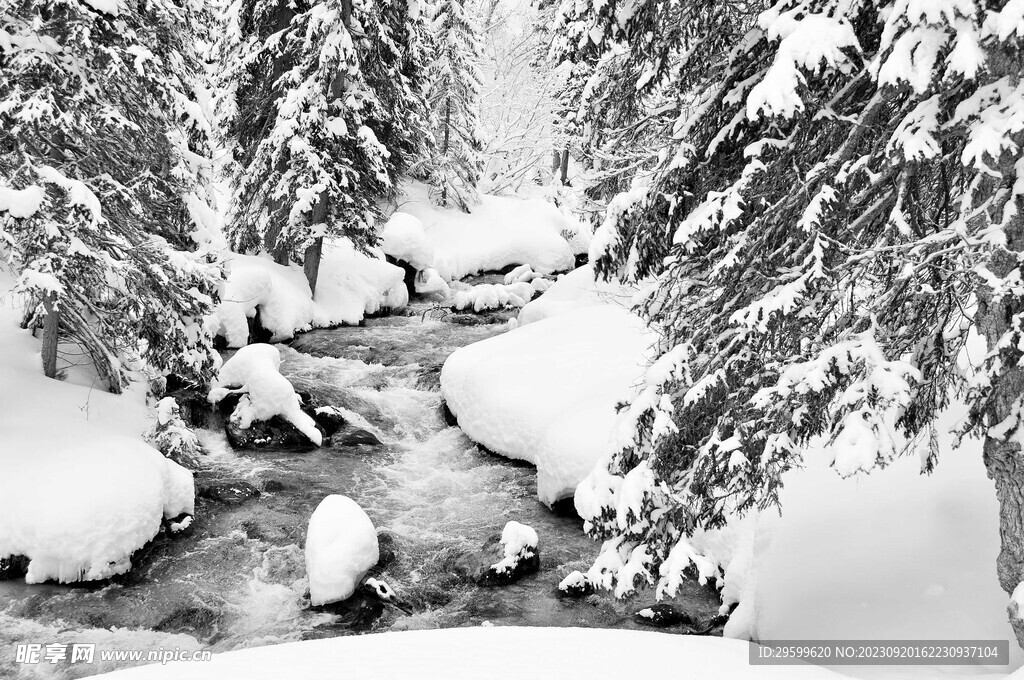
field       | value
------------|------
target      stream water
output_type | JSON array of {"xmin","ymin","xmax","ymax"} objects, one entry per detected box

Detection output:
[{"xmin": 0, "ymin": 294, "xmax": 722, "ymax": 679}]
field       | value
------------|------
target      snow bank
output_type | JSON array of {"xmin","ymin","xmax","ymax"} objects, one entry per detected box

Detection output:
[
  {"xmin": 208, "ymin": 343, "xmax": 322, "ymax": 446},
  {"xmin": 99, "ymin": 627, "xmax": 843, "ymax": 680},
  {"xmin": 0, "ymin": 269, "xmax": 193, "ymax": 584},
  {"xmin": 753, "ymin": 421, "xmax": 1024, "ymax": 670},
  {"xmin": 0, "ymin": 421, "xmax": 193, "ymax": 583},
  {"xmin": 517, "ymin": 263, "xmax": 636, "ymax": 326},
  {"xmin": 441, "ymin": 303, "xmax": 654, "ymax": 505},
  {"xmin": 215, "ymin": 243, "xmax": 407, "ymax": 348},
  {"xmin": 395, "ymin": 181, "xmax": 575, "ymax": 280},
  {"xmin": 305, "ymin": 495, "xmax": 380, "ymax": 606}
]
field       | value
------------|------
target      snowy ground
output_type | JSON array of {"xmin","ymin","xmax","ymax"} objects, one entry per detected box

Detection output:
[
  {"xmin": 0, "ymin": 271, "xmax": 194, "ymax": 585},
  {"xmin": 99, "ymin": 627, "xmax": 844, "ymax": 680}
]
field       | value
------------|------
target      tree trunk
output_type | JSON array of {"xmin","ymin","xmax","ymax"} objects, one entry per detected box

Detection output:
[
  {"xmin": 977, "ymin": 194, "xmax": 1024, "ymax": 651},
  {"xmin": 41, "ymin": 292, "xmax": 59, "ymax": 380},
  {"xmin": 263, "ymin": 0, "xmax": 296, "ymax": 264},
  {"xmin": 441, "ymin": 96, "xmax": 451, "ymax": 204},
  {"xmin": 302, "ymin": 0, "xmax": 351, "ymax": 294},
  {"xmin": 558, "ymin": 148, "xmax": 569, "ymax": 186}
]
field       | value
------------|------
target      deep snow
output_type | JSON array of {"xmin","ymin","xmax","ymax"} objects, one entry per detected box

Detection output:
[
  {"xmin": 98, "ymin": 627, "xmax": 844, "ymax": 680},
  {"xmin": 0, "ymin": 272, "xmax": 195, "ymax": 584}
]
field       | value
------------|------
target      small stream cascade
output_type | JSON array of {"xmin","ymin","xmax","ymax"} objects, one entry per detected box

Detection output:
[{"xmin": 0, "ymin": 295, "xmax": 723, "ymax": 679}]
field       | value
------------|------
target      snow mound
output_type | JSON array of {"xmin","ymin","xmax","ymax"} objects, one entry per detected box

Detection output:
[
  {"xmin": 441, "ymin": 303, "xmax": 654, "ymax": 505},
  {"xmin": 305, "ymin": 495, "xmax": 380, "ymax": 606},
  {"xmin": 397, "ymin": 181, "xmax": 575, "ymax": 280},
  {"xmin": 517, "ymin": 264, "xmax": 636, "ymax": 326},
  {"xmin": 315, "ymin": 238, "xmax": 408, "ymax": 322},
  {"xmin": 215, "ymin": 254, "xmax": 318, "ymax": 347},
  {"xmin": 0, "ymin": 420, "xmax": 194, "ymax": 583},
  {"xmin": 208, "ymin": 343, "xmax": 322, "ymax": 446},
  {"xmin": 380, "ymin": 212, "xmax": 434, "ymax": 270},
  {"xmin": 215, "ymin": 244, "xmax": 407, "ymax": 348},
  {"xmin": 490, "ymin": 521, "xmax": 538, "ymax": 575},
  {"xmin": 415, "ymin": 267, "xmax": 450, "ymax": 298}
]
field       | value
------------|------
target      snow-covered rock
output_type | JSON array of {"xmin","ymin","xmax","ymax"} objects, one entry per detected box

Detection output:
[
  {"xmin": 381, "ymin": 212, "xmax": 434, "ymax": 270},
  {"xmin": 398, "ymin": 181, "xmax": 575, "ymax": 280},
  {"xmin": 455, "ymin": 521, "xmax": 541, "ymax": 587},
  {"xmin": 486, "ymin": 521, "xmax": 539, "ymax": 583},
  {"xmin": 305, "ymin": 495, "xmax": 380, "ymax": 606},
  {"xmin": 441, "ymin": 302, "xmax": 654, "ymax": 505},
  {"xmin": 0, "ymin": 420, "xmax": 194, "ymax": 583},
  {"xmin": 208, "ymin": 344, "xmax": 322, "ymax": 447}
]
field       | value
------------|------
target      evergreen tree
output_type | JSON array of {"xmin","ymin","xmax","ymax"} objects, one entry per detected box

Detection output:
[
  {"xmin": 562, "ymin": 0, "xmax": 1024, "ymax": 648},
  {"xmin": 215, "ymin": 0, "xmax": 431, "ymax": 293},
  {"xmin": 423, "ymin": 0, "xmax": 484, "ymax": 211},
  {"xmin": 0, "ymin": 0, "xmax": 220, "ymax": 392}
]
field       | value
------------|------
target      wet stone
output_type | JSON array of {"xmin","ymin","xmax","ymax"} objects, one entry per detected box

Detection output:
[
  {"xmin": 197, "ymin": 480, "xmax": 261, "ymax": 505},
  {"xmin": 0, "ymin": 555, "xmax": 28, "ymax": 580},
  {"xmin": 335, "ymin": 428, "xmax": 382, "ymax": 447}
]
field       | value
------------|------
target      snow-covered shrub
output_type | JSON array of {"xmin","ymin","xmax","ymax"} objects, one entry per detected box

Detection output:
[
  {"xmin": 145, "ymin": 398, "xmax": 203, "ymax": 469},
  {"xmin": 305, "ymin": 495, "xmax": 380, "ymax": 606},
  {"xmin": 208, "ymin": 344, "xmax": 322, "ymax": 446}
]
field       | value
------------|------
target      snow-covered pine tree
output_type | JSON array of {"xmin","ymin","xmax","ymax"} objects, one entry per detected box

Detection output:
[
  {"xmin": 0, "ymin": 0, "xmax": 220, "ymax": 392},
  {"xmin": 216, "ymin": 0, "xmax": 431, "ymax": 293},
  {"xmin": 544, "ymin": 0, "xmax": 759, "ymax": 225},
  {"xmin": 423, "ymin": 0, "xmax": 484, "ymax": 211},
  {"xmin": 563, "ymin": 0, "xmax": 1024, "ymax": 647}
]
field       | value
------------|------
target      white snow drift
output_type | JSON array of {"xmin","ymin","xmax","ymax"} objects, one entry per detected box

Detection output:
[
  {"xmin": 208, "ymin": 343, "xmax": 322, "ymax": 446},
  {"xmin": 0, "ymin": 269, "xmax": 194, "ymax": 584},
  {"xmin": 305, "ymin": 495, "xmax": 380, "ymax": 606},
  {"xmin": 0, "ymin": 421, "xmax": 194, "ymax": 583},
  {"xmin": 215, "ymin": 241, "xmax": 408, "ymax": 348},
  {"xmin": 99, "ymin": 627, "xmax": 843, "ymax": 680},
  {"xmin": 395, "ymin": 181, "xmax": 575, "ymax": 281},
  {"xmin": 440, "ymin": 271, "xmax": 654, "ymax": 504}
]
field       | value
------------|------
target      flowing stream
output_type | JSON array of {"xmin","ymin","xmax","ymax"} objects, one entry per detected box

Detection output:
[{"xmin": 0, "ymin": 293, "xmax": 722, "ymax": 679}]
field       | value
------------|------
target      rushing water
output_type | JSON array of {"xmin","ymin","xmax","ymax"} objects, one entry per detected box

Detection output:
[{"xmin": 0, "ymin": 297, "xmax": 722, "ymax": 679}]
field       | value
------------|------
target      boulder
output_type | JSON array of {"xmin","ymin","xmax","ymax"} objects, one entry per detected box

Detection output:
[
  {"xmin": 336, "ymin": 428, "xmax": 382, "ymax": 447},
  {"xmin": 557, "ymin": 570, "xmax": 594, "ymax": 598},
  {"xmin": 0, "ymin": 555, "xmax": 28, "ymax": 580},
  {"xmin": 455, "ymin": 521, "xmax": 540, "ymax": 587},
  {"xmin": 225, "ymin": 415, "xmax": 320, "ymax": 450},
  {"xmin": 197, "ymin": 480, "xmax": 261, "ymax": 505}
]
